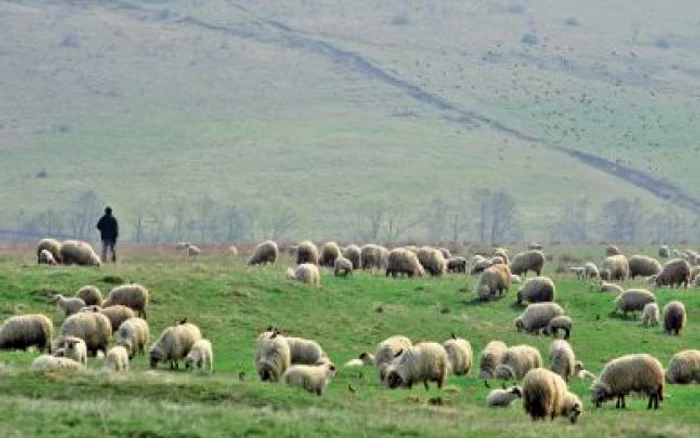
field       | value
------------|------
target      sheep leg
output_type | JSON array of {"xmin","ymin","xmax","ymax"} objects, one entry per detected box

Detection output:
[
  {"xmin": 563, "ymin": 328, "xmax": 570, "ymax": 340},
  {"xmin": 621, "ymin": 396, "xmax": 626, "ymax": 409},
  {"xmin": 424, "ymin": 381, "xmax": 430, "ymax": 391}
]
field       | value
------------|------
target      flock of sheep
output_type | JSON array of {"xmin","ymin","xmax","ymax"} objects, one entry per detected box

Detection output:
[{"xmin": 8, "ymin": 237, "xmax": 700, "ymax": 424}]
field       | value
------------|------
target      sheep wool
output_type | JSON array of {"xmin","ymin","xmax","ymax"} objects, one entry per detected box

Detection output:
[
  {"xmin": 286, "ymin": 264, "xmax": 321, "ymax": 287},
  {"xmin": 477, "ymin": 264, "xmax": 511, "ymax": 300},
  {"xmin": 75, "ymin": 285, "xmax": 103, "ymax": 306},
  {"xmin": 247, "ymin": 240, "xmax": 279, "ymax": 266},
  {"xmin": 663, "ymin": 301, "xmax": 687, "ymax": 336},
  {"xmin": 487, "ymin": 386, "xmax": 522, "ymax": 407},
  {"xmin": 60, "ymin": 311, "xmax": 112, "ymax": 356},
  {"xmin": 641, "ymin": 302, "xmax": 660, "ymax": 327},
  {"xmin": 543, "ymin": 315, "xmax": 573, "ymax": 339},
  {"xmin": 443, "ymin": 335, "xmax": 472, "ymax": 376},
  {"xmin": 185, "ymin": 339, "xmax": 214, "ymax": 373},
  {"xmin": 628, "ymin": 255, "xmax": 662, "ymax": 279},
  {"xmin": 494, "ymin": 345, "xmax": 543, "ymax": 380},
  {"xmin": 602, "ymin": 255, "xmax": 630, "ymax": 282},
  {"xmin": 605, "ymin": 244, "xmax": 622, "ymax": 256},
  {"xmin": 342, "ymin": 244, "xmax": 361, "ymax": 269},
  {"xmin": 37, "ymin": 238, "xmax": 62, "ymax": 264},
  {"xmin": 149, "ymin": 322, "xmax": 202, "ymax": 369},
  {"xmin": 103, "ymin": 284, "xmax": 149, "ymax": 319},
  {"xmin": 296, "ymin": 240, "xmax": 319, "ymax": 265},
  {"xmin": 59, "ymin": 240, "xmax": 101, "ymax": 266},
  {"xmin": 655, "ymin": 258, "xmax": 691, "ymax": 288},
  {"xmin": 116, "ymin": 317, "xmax": 150, "ymax": 358},
  {"xmin": 318, "ymin": 241, "xmax": 342, "ymax": 268},
  {"xmin": 598, "ymin": 281, "xmax": 623, "ymax": 294},
  {"xmin": 53, "ymin": 336, "xmax": 88, "ymax": 366},
  {"xmin": 106, "ymin": 345, "xmax": 130, "ymax": 373},
  {"xmin": 284, "ymin": 336, "xmax": 327, "ymax": 365},
  {"xmin": 50, "ymin": 295, "xmax": 86, "ymax": 318},
  {"xmin": 101, "ymin": 305, "xmax": 137, "ymax": 333},
  {"xmin": 283, "ymin": 360, "xmax": 337, "ymax": 395},
  {"xmin": 385, "ymin": 342, "xmax": 449, "ymax": 390},
  {"xmin": 514, "ymin": 303, "xmax": 565, "ymax": 334},
  {"xmin": 665, "ymin": 350, "xmax": 700, "ymax": 384},
  {"xmin": 333, "ymin": 256, "xmax": 353, "ymax": 277},
  {"xmin": 516, "ymin": 276, "xmax": 556, "ymax": 305},
  {"xmin": 256, "ymin": 330, "xmax": 291, "ymax": 382},
  {"xmin": 509, "ymin": 250, "xmax": 545, "ymax": 278},
  {"xmin": 376, "ymin": 335, "xmax": 413, "ymax": 382},
  {"xmin": 32, "ymin": 355, "xmax": 84, "ymax": 372},
  {"xmin": 416, "ymin": 246, "xmax": 447, "ymax": 276},
  {"xmin": 446, "ymin": 256, "xmax": 467, "ymax": 273},
  {"xmin": 549, "ymin": 339, "xmax": 576, "ymax": 382},
  {"xmin": 0, "ymin": 314, "xmax": 53, "ymax": 353},
  {"xmin": 523, "ymin": 368, "xmax": 583, "ymax": 423},
  {"xmin": 38, "ymin": 249, "xmax": 57, "ymax": 265},
  {"xmin": 344, "ymin": 352, "xmax": 375, "ymax": 367},
  {"xmin": 386, "ymin": 248, "xmax": 424, "ymax": 278},
  {"xmin": 613, "ymin": 289, "xmax": 655, "ymax": 317},
  {"xmin": 590, "ymin": 353, "xmax": 665, "ymax": 409},
  {"xmin": 360, "ymin": 244, "xmax": 388, "ymax": 271},
  {"xmin": 479, "ymin": 340, "xmax": 507, "ymax": 379}
]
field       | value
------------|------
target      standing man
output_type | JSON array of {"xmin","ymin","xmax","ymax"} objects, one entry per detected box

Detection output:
[{"xmin": 97, "ymin": 206, "xmax": 119, "ymax": 263}]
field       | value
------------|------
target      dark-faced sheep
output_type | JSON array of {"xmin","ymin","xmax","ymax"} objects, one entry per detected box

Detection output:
[
  {"xmin": 655, "ymin": 258, "xmax": 691, "ymax": 288},
  {"xmin": 590, "ymin": 353, "xmax": 664, "ymax": 410},
  {"xmin": 247, "ymin": 240, "xmax": 279, "ymax": 266},
  {"xmin": 37, "ymin": 238, "xmax": 62, "ymax": 264},
  {"xmin": 386, "ymin": 248, "xmax": 424, "ymax": 278},
  {"xmin": 296, "ymin": 240, "xmax": 319, "ymax": 265},
  {"xmin": 447, "ymin": 256, "xmax": 467, "ymax": 273},
  {"xmin": 385, "ymin": 342, "xmax": 449, "ymax": 390},
  {"xmin": 416, "ymin": 246, "xmax": 447, "ymax": 276},
  {"xmin": 516, "ymin": 276, "xmax": 555, "ymax": 306},
  {"xmin": 376, "ymin": 335, "xmax": 412, "ymax": 383},
  {"xmin": 663, "ymin": 301, "xmax": 687, "ymax": 336},
  {"xmin": 658, "ymin": 245, "xmax": 670, "ymax": 259},
  {"xmin": 665, "ymin": 350, "xmax": 700, "ymax": 384},
  {"xmin": 360, "ymin": 244, "xmax": 388, "ymax": 271},
  {"xmin": 509, "ymin": 250, "xmax": 545, "ymax": 278},
  {"xmin": 60, "ymin": 311, "xmax": 112, "ymax": 356},
  {"xmin": 523, "ymin": 368, "xmax": 583, "ymax": 423}
]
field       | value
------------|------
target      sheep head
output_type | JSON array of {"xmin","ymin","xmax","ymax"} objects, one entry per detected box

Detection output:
[{"xmin": 590, "ymin": 381, "xmax": 613, "ymax": 407}]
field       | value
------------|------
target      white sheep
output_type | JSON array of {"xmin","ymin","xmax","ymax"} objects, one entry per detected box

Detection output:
[
  {"xmin": 256, "ymin": 329, "xmax": 291, "ymax": 382},
  {"xmin": 522, "ymin": 368, "xmax": 583, "ymax": 423},
  {"xmin": 494, "ymin": 345, "xmax": 543, "ymax": 380},
  {"xmin": 38, "ymin": 249, "xmax": 57, "ymax": 265},
  {"xmin": 665, "ymin": 350, "xmax": 700, "ymax": 384},
  {"xmin": 641, "ymin": 302, "xmax": 660, "ymax": 327},
  {"xmin": 385, "ymin": 342, "xmax": 449, "ymax": 390},
  {"xmin": 549, "ymin": 339, "xmax": 575, "ymax": 382},
  {"xmin": 50, "ymin": 294, "xmax": 86, "ymax": 318},
  {"xmin": 116, "ymin": 317, "xmax": 150, "ymax": 358},
  {"xmin": 283, "ymin": 359, "xmax": 337, "ymax": 395},
  {"xmin": 32, "ymin": 355, "xmax": 84, "ymax": 372},
  {"xmin": 344, "ymin": 352, "xmax": 375, "ymax": 367},
  {"xmin": 486, "ymin": 385, "xmax": 523, "ymax": 407},
  {"xmin": 149, "ymin": 322, "xmax": 202, "ymax": 369},
  {"xmin": 185, "ymin": 339, "xmax": 214, "ymax": 373},
  {"xmin": 479, "ymin": 340, "xmax": 507, "ymax": 379},
  {"xmin": 443, "ymin": 333, "xmax": 472, "ymax": 376},
  {"xmin": 590, "ymin": 353, "xmax": 665, "ymax": 409},
  {"xmin": 106, "ymin": 345, "xmax": 129, "ymax": 373},
  {"xmin": 514, "ymin": 303, "xmax": 565, "ymax": 334},
  {"xmin": 375, "ymin": 335, "xmax": 412, "ymax": 383},
  {"xmin": 0, "ymin": 314, "xmax": 53, "ymax": 353},
  {"xmin": 52, "ymin": 336, "xmax": 87, "ymax": 366}
]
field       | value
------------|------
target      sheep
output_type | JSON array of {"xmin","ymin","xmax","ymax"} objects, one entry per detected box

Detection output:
[
  {"xmin": 665, "ymin": 350, "xmax": 700, "ymax": 384},
  {"xmin": 185, "ymin": 339, "xmax": 214, "ymax": 373},
  {"xmin": 492, "ymin": 248, "xmax": 510, "ymax": 265},
  {"xmin": 175, "ymin": 242, "xmax": 191, "ymax": 250},
  {"xmin": 439, "ymin": 247, "xmax": 452, "ymax": 259},
  {"xmin": 59, "ymin": 240, "xmax": 101, "ymax": 266},
  {"xmin": 286, "ymin": 263, "xmax": 321, "ymax": 287},
  {"xmin": 477, "ymin": 264, "xmax": 511, "ymax": 300},
  {"xmin": 75, "ymin": 285, "xmax": 103, "ymax": 306},
  {"xmin": 469, "ymin": 255, "xmax": 491, "ymax": 275},
  {"xmin": 296, "ymin": 240, "xmax": 319, "ymax": 265},
  {"xmin": 342, "ymin": 244, "xmax": 361, "ymax": 269},
  {"xmin": 487, "ymin": 385, "xmax": 523, "ymax": 407},
  {"xmin": 605, "ymin": 244, "xmax": 622, "ymax": 256},
  {"xmin": 99, "ymin": 305, "xmax": 136, "ymax": 333},
  {"xmin": 247, "ymin": 240, "xmax": 279, "ymax": 265},
  {"xmin": 584, "ymin": 262, "xmax": 600, "ymax": 279},
  {"xmin": 641, "ymin": 302, "xmax": 660, "ymax": 327},
  {"xmin": 103, "ymin": 284, "xmax": 149, "ymax": 319},
  {"xmin": 344, "ymin": 352, "xmax": 375, "ymax": 367},
  {"xmin": 116, "ymin": 317, "xmax": 150, "ymax": 358},
  {"xmin": 360, "ymin": 244, "xmax": 388, "ymax": 271},
  {"xmin": 318, "ymin": 241, "xmax": 342, "ymax": 267},
  {"xmin": 659, "ymin": 245, "xmax": 670, "ymax": 259},
  {"xmin": 493, "ymin": 345, "xmax": 543, "ymax": 380},
  {"xmin": 528, "ymin": 243, "xmax": 543, "ymax": 251},
  {"xmin": 590, "ymin": 353, "xmax": 665, "ymax": 409},
  {"xmin": 256, "ymin": 329, "xmax": 291, "ymax": 382},
  {"xmin": 598, "ymin": 281, "xmax": 623, "ymax": 294},
  {"xmin": 37, "ymin": 238, "xmax": 62, "ymax": 264},
  {"xmin": 228, "ymin": 245, "xmax": 238, "ymax": 256},
  {"xmin": 692, "ymin": 265, "xmax": 700, "ymax": 280},
  {"xmin": 0, "ymin": 314, "xmax": 53, "ymax": 352},
  {"xmin": 516, "ymin": 276, "xmax": 555, "ymax": 306},
  {"xmin": 186, "ymin": 244, "xmax": 201, "ymax": 256},
  {"xmin": 284, "ymin": 336, "xmax": 327, "ymax": 365},
  {"xmin": 542, "ymin": 315, "xmax": 573, "ymax": 339},
  {"xmin": 38, "ymin": 249, "xmax": 57, "ymax": 265},
  {"xmin": 490, "ymin": 256, "xmax": 506, "ymax": 265},
  {"xmin": 569, "ymin": 266, "xmax": 586, "ymax": 280},
  {"xmin": 149, "ymin": 322, "xmax": 202, "ymax": 369},
  {"xmin": 514, "ymin": 303, "xmax": 565, "ymax": 334},
  {"xmin": 443, "ymin": 333, "xmax": 472, "ymax": 376},
  {"xmin": 60, "ymin": 311, "xmax": 112, "ymax": 356},
  {"xmin": 575, "ymin": 361, "xmax": 597, "ymax": 381},
  {"xmin": 509, "ymin": 250, "xmax": 545, "ymax": 278},
  {"xmin": 385, "ymin": 342, "xmax": 449, "ymax": 390},
  {"xmin": 403, "ymin": 245, "xmax": 418, "ymax": 254},
  {"xmin": 52, "ymin": 336, "xmax": 87, "ymax": 366},
  {"xmin": 663, "ymin": 301, "xmax": 687, "ymax": 336},
  {"xmin": 446, "ymin": 256, "xmax": 467, "ymax": 273},
  {"xmin": 50, "ymin": 294, "xmax": 86, "ymax": 318},
  {"xmin": 333, "ymin": 256, "xmax": 353, "ymax": 277},
  {"xmin": 375, "ymin": 335, "xmax": 412, "ymax": 382},
  {"xmin": 613, "ymin": 289, "xmax": 655, "ymax": 318},
  {"xmin": 32, "ymin": 355, "xmax": 84, "ymax": 372},
  {"xmin": 510, "ymin": 274, "xmax": 522, "ymax": 284},
  {"xmin": 283, "ymin": 359, "xmax": 337, "ymax": 395},
  {"xmin": 602, "ymin": 255, "xmax": 629, "ymax": 281},
  {"xmin": 386, "ymin": 248, "xmax": 424, "ymax": 278},
  {"xmin": 479, "ymin": 340, "xmax": 507, "ymax": 379},
  {"xmin": 416, "ymin": 246, "xmax": 447, "ymax": 276},
  {"xmin": 522, "ymin": 368, "xmax": 583, "ymax": 423},
  {"xmin": 105, "ymin": 345, "xmax": 130, "ymax": 373},
  {"xmin": 628, "ymin": 255, "xmax": 662, "ymax": 279},
  {"xmin": 655, "ymin": 258, "xmax": 691, "ymax": 288},
  {"xmin": 549, "ymin": 339, "xmax": 576, "ymax": 382}
]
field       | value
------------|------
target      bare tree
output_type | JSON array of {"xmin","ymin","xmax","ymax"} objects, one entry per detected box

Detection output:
[
  {"xmin": 133, "ymin": 208, "xmax": 146, "ymax": 243},
  {"xmin": 222, "ymin": 205, "xmax": 246, "ymax": 242},
  {"xmin": 68, "ymin": 190, "xmax": 99, "ymax": 239},
  {"xmin": 425, "ymin": 197, "xmax": 449, "ymax": 242},
  {"xmin": 381, "ymin": 203, "xmax": 424, "ymax": 243},
  {"xmin": 351, "ymin": 201, "xmax": 386, "ymax": 242},
  {"xmin": 472, "ymin": 189, "xmax": 519, "ymax": 244},
  {"xmin": 171, "ymin": 202, "xmax": 188, "ymax": 242},
  {"xmin": 600, "ymin": 197, "xmax": 645, "ymax": 243},
  {"xmin": 551, "ymin": 198, "xmax": 590, "ymax": 243},
  {"xmin": 195, "ymin": 195, "xmax": 217, "ymax": 243}
]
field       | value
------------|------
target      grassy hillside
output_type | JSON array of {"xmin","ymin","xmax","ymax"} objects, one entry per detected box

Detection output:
[{"xmin": 1, "ymin": 248, "xmax": 700, "ymax": 436}]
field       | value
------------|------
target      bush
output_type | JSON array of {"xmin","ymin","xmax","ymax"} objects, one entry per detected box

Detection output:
[{"xmin": 520, "ymin": 33, "xmax": 539, "ymax": 46}]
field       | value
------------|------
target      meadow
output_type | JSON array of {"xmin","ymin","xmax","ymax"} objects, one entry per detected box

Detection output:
[{"xmin": 1, "ymin": 244, "xmax": 700, "ymax": 437}]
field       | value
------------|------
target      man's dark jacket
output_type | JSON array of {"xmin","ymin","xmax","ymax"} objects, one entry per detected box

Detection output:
[{"xmin": 97, "ymin": 214, "xmax": 119, "ymax": 242}]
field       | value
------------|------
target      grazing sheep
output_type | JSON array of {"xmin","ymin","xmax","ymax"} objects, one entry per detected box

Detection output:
[
  {"xmin": 105, "ymin": 345, "xmax": 130, "ymax": 373},
  {"xmin": 591, "ymin": 353, "xmax": 665, "ymax": 409},
  {"xmin": 247, "ymin": 240, "xmax": 279, "ymax": 266},
  {"xmin": 256, "ymin": 329, "xmax": 291, "ymax": 382},
  {"xmin": 492, "ymin": 248, "xmax": 510, "ymax": 265},
  {"xmin": 360, "ymin": 244, "xmax": 388, "ymax": 271},
  {"xmin": 186, "ymin": 244, "xmax": 201, "ymax": 256},
  {"xmin": 663, "ymin": 301, "xmax": 687, "ymax": 336},
  {"xmin": 641, "ymin": 302, "xmax": 660, "ymax": 327},
  {"xmin": 175, "ymin": 242, "xmax": 191, "ymax": 250},
  {"xmin": 487, "ymin": 385, "xmax": 523, "ymax": 407},
  {"xmin": 286, "ymin": 263, "xmax": 321, "ymax": 287},
  {"xmin": 494, "ymin": 345, "xmax": 543, "ymax": 380},
  {"xmin": 629, "ymin": 255, "xmax": 662, "ymax": 279},
  {"xmin": 50, "ymin": 295, "xmax": 86, "ymax": 318},
  {"xmin": 283, "ymin": 359, "xmax": 337, "ymax": 395},
  {"xmin": 659, "ymin": 245, "xmax": 670, "ymax": 259},
  {"xmin": 416, "ymin": 246, "xmax": 447, "ymax": 276},
  {"xmin": 103, "ymin": 284, "xmax": 149, "ymax": 319},
  {"xmin": 60, "ymin": 311, "xmax": 112, "ymax": 356},
  {"xmin": 470, "ymin": 255, "xmax": 492, "ymax": 275},
  {"xmin": 439, "ymin": 247, "xmax": 452, "ymax": 259},
  {"xmin": 477, "ymin": 264, "xmax": 511, "ymax": 300},
  {"xmin": 490, "ymin": 256, "xmax": 506, "ymax": 265},
  {"xmin": 52, "ymin": 336, "xmax": 87, "ymax": 366},
  {"xmin": 185, "ymin": 339, "xmax": 214, "ymax": 373},
  {"xmin": 443, "ymin": 333, "xmax": 472, "ymax": 376},
  {"xmin": 605, "ymin": 244, "xmax": 622, "ymax": 256},
  {"xmin": 59, "ymin": 240, "xmax": 101, "ymax": 266},
  {"xmin": 0, "ymin": 314, "xmax": 53, "ymax": 352},
  {"xmin": 283, "ymin": 336, "xmax": 327, "ymax": 365},
  {"xmin": 318, "ymin": 241, "xmax": 342, "ymax": 267},
  {"xmin": 584, "ymin": 262, "xmax": 600, "ymax": 279},
  {"xmin": 116, "ymin": 317, "xmax": 150, "ymax": 358},
  {"xmin": 376, "ymin": 335, "xmax": 412, "ymax": 382},
  {"xmin": 385, "ymin": 342, "xmax": 449, "ymax": 390},
  {"xmin": 665, "ymin": 350, "xmax": 700, "ymax": 384},
  {"xmin": 32, "ymin": 355, "xmax": 84, "ymax": 372},
  {"xmin": 613, "ymin": 289, "xmax": 655, "ymax": 318},
  {"xmin": 37, "ymin": 238, "xmax": 62, "ymax": 264},
  {"xmin": 523, "ymin": 368, "xmax": 583, "ymax": 423},
  {"xmin": 542, "ymin": 316, "xmax": 573, "ymax": 339},
  {"xmin": 516, "ymin": 277, "xmax": 556, "ymax": 306},
  {"xmin": 602, "ymin": 255, "xmax": 629, "ymax": 281},
  {"xmin": 75, "ymin": 285, "xmax": 103, "ymax": 306},
  {"xmin": 386, "ymin": 248, "xmax": 424, "ymax": 278},
  {"xmin": 655, "ymin": 258, "xmax": 691, "ymax": 288},
  {"xmin": 342, "ymin": 244, "xmax": 361, "ymax": 269},
  {"xmin": 447, "ymin": 256, "xmax": 467, "ymax": 273},
  {"xmin": 514, "ymin": 303, "xmax": 565, "ymax": 334},
  {"xmin": 549, "ymin": 340, "xmax": 576, "ymax": 382},
  {"xmin": 597, "ymin": 281, "xmax": 623, "ymax": 294},
  {"xmin": 344, "ymin": 352, "xmax": 375, "ymax": 367},
  {"xmin": 479, "ymin": 340, "xmax": 507, "ymax": 379},
  {"xmin": 509, "ymin": 250, "xmax": 545, "ymax": 278},
  {"xmin": 38, "ymin": 249, "xmax": 57, "ymax": 265},
  {"xmin": 149, "ymin": 322, "xmax": 202, "ymax": 369},
  {"xmin": 296, "ymin": 240, "xmax": 319, "ymax": 265},
  {"xmin": 575, "ymin": 361, "xmax": 597, "ymax": 381},
  {"xmin": 333, "ymin": 256, "xmax": 353, "ymax": 277},
  {"xmin": 569, "ymin": 266, "xmax": 586, "ymax": 280},
  {"xmin": 101, "ymin": 305, "xmax": 136, "ymax": 333}
]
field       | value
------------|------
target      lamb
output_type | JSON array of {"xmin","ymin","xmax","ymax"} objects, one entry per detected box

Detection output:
[
  {"xmin": 318, "ymin": 241, "xmax": 342, "ymax": 267},
  {"xmin": 344, "ymin": 352, "xmax": 375, "ymax": 367},
  {"xmin": 486, "ymin": 385, "xmax": 523, "ymax": 407},
  {"xmin": 641, "ymin": 302, "xmax": 660, "ymax": 327},
  {"xmin": 477, "ymin": 264, "xmax": 511, "ymax": 300},
  {"xmin": 514, "ymin": 303, "xmax": 565, "ymax": 334},
  {"xmin": 342, "ymin": 244, "xmax": 361, "ymax": 269},
  {"xmin": 516, "ymin": 276, "xmax": 555, "ymax": 306},
  {"xmin": 509, "ymin": 250, "xmax": 545, "ymax": 278},
  {"xmin": 612, "ymin": 289, "xmax": 655, "ymax": 318},
  {"xmin": 256, "ymin": 329, "xmax": 291, "ymax": 381},
  {"xmin": 116, "ymin": 317, "xmax": 150, "ymax": 358},
  {"xmin": 284, "ymin": 336, "xmax": 327, "ymax": 365},
  {"xmin": 584, "ymin": 262, "xmax": 600, "ymax": 279},
  {"xmin": 658, "ymin": 245, "xmax": 670, "ymax": 259},
  {"xmin": 360, "ymin": 244, "xmax": 388, "ymax": 271},
  {"xmin": 598, "ymin": 281, "xmax": 623, "ymax": 294},
  {"xmin": 605, "ymin": 244, "xmax": 622, "ymax": 256},
  {"xmin": 296, "ymin": 240, "xmax": 319, "ymax": 265},
  {"xmin": 60, "ymin": 311, "xmax": 112, "ymax": 356},
  {"xmin": 283, "ymin": 359, "xmax": 337, "ymax": 395},
  {"xmin": 185, "ymin": 339, "xmax": 214, "ymax": 373},
  {"xmin": 522, "ymin": 368, "xmax": 583, "ymax": 423},
  {"xmin": 542, "ymin": 315, "xmax": 573, "ymax": 339},
  {"xmin": 655, "ymin": 258, "xmax": 691, "ymax": 288},
  {"xmin": 602, "ymin": 255, "xmax": 629, "ymax": 281},
  {"xmin": 663, "ymin": 301, "xmax": 687, "ymax": 336},
  {"xmin": 37, "ymin": 238, "xmax": 62, "ymax": 264},
  {"xmin": 32, "ymin": 355, "xmax": 84, "ymax": 372},
  {"xmin": 286, "ymin": 263, "xmax": 321, "ymax": 287},
  {"xmin": 0, "ymin": 314, "xmax": 53, "ymax": 352},
  {"xmin": 59, "ymin": 240, "xmax": 101, "ymax": 266},
  {"xmin": 493, "ymin": 345, "xmax": 543, "ymax": 380},
  {"xmin": 333, "ymin": 256, "xmax": 353, "ymax": 277},
  {"xmin": 38, "ymin": 249, "xmax": 57, "ymax": 265},
  {"xmin": 416, "ymin": 246, "xmax": 447, "ymax": 276},
  {"xmin": 100, "ymin": 305, "xmax": 136, "ymax": 332},
  {"xmin": 149, "ymin": 322, "xmax": 202, "ymax": 369},
  {"xmin": 52, "ymin": 336, "xmax": 87, "ymax": 366},
  {"xmin": 628, "ymin": 255, "xmax": 662, "ymax": 279},
  {"xmin": 549, "ymin": 339, "xmax": 576, "ymax": 382},
  {"xmin": 443, "ymin": 333, "xmax": 472, "ymax": 376},
  {"xmin": 228, "ymin": 245, "xmax": 238, "ymax": 256},
  {"xmin": 247, "ymin": 240, "xmax": 279, "ymax": 265},
  {"xmin": 105, "ymin": 345, "xmax": 130, "ymax": 372},
  {"xmin": 446, "ymin": 256, "xmax": 467, "ymax": 273},
  {"xmin": 385, "ymin": 248, "xmax": 424, "ymax": 278},
  {"xmin": 385, "ymin": 342, "xmax": 449, "ymax": 390},
  {"xmin": 50, "ymin": 294, "xmax": 86, "ymax": 318},
  {"xmin": 590, "ymin": 353, "xmax": 665, "ymax": 409},
  {"xmin": 665, "ymin": 350, "xmax": 700, "ymax": 384},
  {"xmin": 75, "ymin": 285, "xmax": 103, "ymax": 306},
  {"xmin": 103, "ymin": 284, "xmax": 149, "ymax": 319},
  {"xmin": 375, "ymin": 335, "xmax": 412, "ymax": 382},
  {"xmin": 479, "ymin": 340, "xmax": 507, "ymax": 379}
]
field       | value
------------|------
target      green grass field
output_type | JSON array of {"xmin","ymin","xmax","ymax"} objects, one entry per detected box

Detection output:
[{"xmin": 1, "ymin": 247, "xmax": 700, "ymax": 437}]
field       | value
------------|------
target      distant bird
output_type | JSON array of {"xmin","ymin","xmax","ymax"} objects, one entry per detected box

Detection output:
[{"xmin": 484, "ymin": 380, "xmax": 491, "ymax": 389}]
